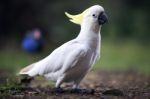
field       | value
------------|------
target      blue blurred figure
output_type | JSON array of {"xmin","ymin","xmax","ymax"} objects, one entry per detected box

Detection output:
[{"xmin": 22, "ymin": 29, "xmax": 44, "ymax": 53}]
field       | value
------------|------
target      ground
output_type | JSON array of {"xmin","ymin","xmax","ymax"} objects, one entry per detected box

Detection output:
[{"xmin": 0, "ymin": 69, "xmax": 150, "ymax": 99}]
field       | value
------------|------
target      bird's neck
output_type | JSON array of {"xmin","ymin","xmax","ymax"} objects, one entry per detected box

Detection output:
[
  {"xmin": 77, "ymin": 24, "xmax": 101, "ymax": 42},
  {"xmin": 76, "ymin": 23, "xmax": 101, "ymax": 46}
]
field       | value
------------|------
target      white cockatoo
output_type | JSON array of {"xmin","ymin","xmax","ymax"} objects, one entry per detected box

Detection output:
[{"xmin": 19, "ymin": 5, "xmax": 107, "ymax": 91}]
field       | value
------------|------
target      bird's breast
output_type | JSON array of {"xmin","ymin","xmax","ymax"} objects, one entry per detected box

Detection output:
[{"xmin": 63, "ymin": 48, "xmax": 99, "ymax": 82}]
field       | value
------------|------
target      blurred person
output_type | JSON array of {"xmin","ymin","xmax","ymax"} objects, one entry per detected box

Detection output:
[{"xmin": 22, "ymin": 29, "xmax": 44, "ymax": 53}]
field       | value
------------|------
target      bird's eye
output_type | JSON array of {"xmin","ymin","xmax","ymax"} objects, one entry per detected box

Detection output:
[
  {"xmin": 92, "ymin": 14, "xmax": 96, "ymax": 17},
  {"xmin": 92, "ymin": 14, "xmax": 97, "ymax": 18}
]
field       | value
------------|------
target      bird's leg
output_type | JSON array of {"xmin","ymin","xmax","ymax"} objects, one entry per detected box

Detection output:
[
  {"xmin": 71, "ymin": 81, "xmax": 83, "ymax": 93},
  {"xmin": 72, "ymin": 83, "xmax": 80, "ymax": 89},
  {"xmin": 55, "ymin": 77, "xmax": 64, "ymax": 93}
]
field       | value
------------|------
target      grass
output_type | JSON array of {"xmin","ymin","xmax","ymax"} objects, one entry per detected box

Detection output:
[
  {"xmin": 94, "ymin": 41, "xmax": 150, "ymax": 75},
  {"xmin": 0, "ymin": 41, "xmax": 150, "ymax": 75},
  {"xmin": 0, "ymin": 50, "xmax": 47, "ymax": 73}
]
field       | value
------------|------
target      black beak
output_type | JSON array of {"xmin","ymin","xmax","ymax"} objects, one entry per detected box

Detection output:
[{"xmin": 98, "ymin": 12, "xmax": 108, "ymax": 25}]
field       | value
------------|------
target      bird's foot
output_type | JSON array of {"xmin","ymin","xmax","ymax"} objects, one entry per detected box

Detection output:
[
  {"xmin": 71, "ymin": 88, "xmax": 95, "ymax": 94},
  {"xmin": 55, "ymin": 87, "xmax": 64, "ymax": 94},
  {"xmin": 71, "ymin": 88, "xmax": 82, "ymax": 93}
]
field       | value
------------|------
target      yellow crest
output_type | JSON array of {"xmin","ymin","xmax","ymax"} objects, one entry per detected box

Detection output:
[{"xmin": 65, "ymin": 8, "xmax": 89, "ymax": 25}]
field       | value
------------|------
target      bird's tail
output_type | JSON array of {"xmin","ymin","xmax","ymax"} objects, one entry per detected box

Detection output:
[{"xmin": 19, "ymin": 64, "xmax": 35, "ymax": 75}]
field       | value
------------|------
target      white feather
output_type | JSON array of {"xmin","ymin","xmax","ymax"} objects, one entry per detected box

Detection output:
[{"xmin": 19, "ymin": 5, "xmax": 105, "ymax": 88}]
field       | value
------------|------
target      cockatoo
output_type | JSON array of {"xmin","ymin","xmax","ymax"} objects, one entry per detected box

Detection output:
[{"xmin": 19, "ymin": 5, "xmax": 107, "ymax": 92}]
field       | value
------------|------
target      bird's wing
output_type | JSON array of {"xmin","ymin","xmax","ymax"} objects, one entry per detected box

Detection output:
[
  {"xmin": 25, "ymin": 41, "xmax": 70, "ymax": 76},
  {"xmin": 20, "ymin": 39, "xmax": 87, "ymax": 77},
  {"xmin": 43, "ymin": 41, "xmax": 88, "ymax": 81},
  {"xmin": 60, "ymin": 44, "xmax": 87, "ymax": 73}
]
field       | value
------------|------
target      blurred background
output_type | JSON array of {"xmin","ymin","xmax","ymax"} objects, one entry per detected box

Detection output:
[{"xmin": 0, "ymin": 0, "xmax": 150, "ymax": 75}]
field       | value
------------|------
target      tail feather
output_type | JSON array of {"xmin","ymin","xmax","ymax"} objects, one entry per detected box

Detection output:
[{"xmin": 19, "ymin": 64, "xmax": 35, "ymax": 75}]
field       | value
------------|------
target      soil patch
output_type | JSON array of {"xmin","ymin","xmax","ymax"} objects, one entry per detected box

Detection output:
[{"xmin": 0, "ymin": 70, "xmax": 150, "ymax": 99}]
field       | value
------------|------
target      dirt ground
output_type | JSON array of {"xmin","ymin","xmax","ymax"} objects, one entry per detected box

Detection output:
[{"xmin": 0, "ymin": 69, "xmax": 150, "ymax": 99}]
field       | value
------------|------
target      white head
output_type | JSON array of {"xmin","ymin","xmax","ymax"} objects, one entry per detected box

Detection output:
[{"xmin": 65, "ymin": 5, "xmax": 108, "ymax": 32}]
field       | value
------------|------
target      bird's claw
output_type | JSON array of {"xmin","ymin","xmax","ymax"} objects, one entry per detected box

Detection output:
[
  {"xmin": 55, "ymin": 87, "xmax": 64, "ymax": 94},
  {"xmin": 71, "ymin": 88, "xmax": 82, "ymax": 93}
]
